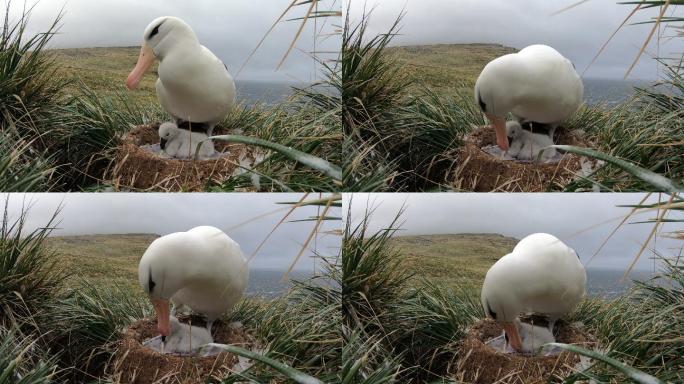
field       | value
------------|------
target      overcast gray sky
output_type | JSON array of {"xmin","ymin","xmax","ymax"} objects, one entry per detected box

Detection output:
[
  {"xmin": 1, "ymin": 193, "xmax": 341, "ymax": 271},
  {"xmin": 349, "ymin": 0, "xmax": 684, "ymax": 80},
  {"xmin": 7, "ymin": 0, "xmax": 340, "ymax": 82},
  {"xmin": 344, "ymin": 193, "xmax": 683, "ymax": 272}
]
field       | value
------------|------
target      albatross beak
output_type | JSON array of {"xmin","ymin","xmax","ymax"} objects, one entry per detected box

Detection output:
[
  {"xmin": 502, "ymin": 321, "xmax": 523, "ymax": 352},
  {"xmin": 126, "ymin": 43, "xmax": 156, "ymax": 90},
  {"xmin": 487, "ymin": 114, "xmax": 509, "ymax": 151},
  {"xmin": 160, "ymin": 138, "xmax": 167, "ymax": 150},
  {"xmin": 152, "ymin": 299, "xmax": 170, "ymax": 337}
]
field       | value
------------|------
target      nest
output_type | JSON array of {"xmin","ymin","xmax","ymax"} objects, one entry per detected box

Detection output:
[
  {"xmin": 111, "ymin": 317, "xmax": 256, "ymax": 384},
  {"xmin": 108, "ymin": 124, "xmax": 254, "ymax": 191},
  {"xmin": 455, "ymin": 319, "xmax": 595, "ymax": 384},
  {"xmin": 452, "ymin": 126, "xmax": 592, "ymax": 192}
]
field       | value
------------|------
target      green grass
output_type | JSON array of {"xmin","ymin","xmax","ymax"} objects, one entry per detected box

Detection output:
[
  {"xmin": 387, "ymin": 43, "xmax": 516, "ymax": 94},
  {"xmin": 51, "ymin": 47, "xmax": 159, "ymax": 107},
  {"xmin": 45, "ymin": 234, "xmax": 157, "ymax": 293},
  {"xmin": 391, "ymin": 233, "xmax": 517, "ymax": 290}
]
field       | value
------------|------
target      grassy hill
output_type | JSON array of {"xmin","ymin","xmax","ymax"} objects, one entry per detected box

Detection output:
[
  {"xmin": 387, "ymin": 43, "xmax": 517, "ymax": 92},
  {"xmin": 46, "ymin": 233, "xmax": 158, "ymax": 293},
  {"xmin": 50, "ymin": 47, "xmax": 159, "ymax": 105},
  {"xmin": 391, "ymin": 233, "xmax": 518, "ymax": 290}
]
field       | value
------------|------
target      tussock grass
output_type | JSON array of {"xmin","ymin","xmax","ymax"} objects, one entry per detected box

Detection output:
[
  {"xmin": 0, "ymin": 133, "xmax": 56, "ymax": 191},
  {"xmin": 0, "ymin": 199, "xmax": 64, "ymax": 331},
  {"xmin": 223, "ymin": 266, "xmax": 341, "ymax": 383},
  {"xmin": 0, "ymin": 328, "xmax": 58, "ymax": 383}
]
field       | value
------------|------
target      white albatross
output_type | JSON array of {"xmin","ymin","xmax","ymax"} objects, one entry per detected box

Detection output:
[
  {"xmin": 474, "ymin": 44, "xmax": 583, "ymax": 150},
  {"xmin": 138, "ymin": 226, "xmax": 249, "ymax": 339},
  {"xmin": 126, "ymin": 16, "xmax": 236, "ymax": 135},
  {"xmin": 480, "ymin": 233, "xmax": 586, "ymax": 352}
]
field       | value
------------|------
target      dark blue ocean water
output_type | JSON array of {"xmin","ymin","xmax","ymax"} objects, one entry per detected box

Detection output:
[
  {"xmin": 246, "ymin": 268, "xmax": 314, "ymax": 298},
  {"xmin": 239, "ymin": 79, "xmax": 649, "ymax": 107},
  {"xmin": 586, "ymin": 268, "xmax": 655, "ymax": 298},
  {"xmin": 236, "ymin": 80, "xmax": 304, "ymax": 106},
  {"xmin": 583, "ymin": 78, "xmax": 652, "ymax": 106}
]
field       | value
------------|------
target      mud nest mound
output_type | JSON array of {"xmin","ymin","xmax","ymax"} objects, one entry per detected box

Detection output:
[
  {"xmin": 455, "ymin": 319, "xmax": 595, "ymax": 384},
  {"xmin": 112, "ymin": 317, "xmax": 256, "ymax": 384},
  {"xmin": 453, "ymin": 126, "xmax": 593, "ymax": 192},
  {"xmin": 109, "ymin": 124, "xmax": 254, "ymax": 191}
]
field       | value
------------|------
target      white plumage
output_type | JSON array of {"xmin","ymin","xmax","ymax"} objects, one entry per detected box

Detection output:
[
  {"xmin": 143, "ymin": 316, "xmax": 214, "ymax": 355},
  {"xmin": 158, "ymin": 122, "xmax": 215, "ymax": 160},
  {"xmin": 474, "ymin": 45, "xmax": 583, "ymax": 150},
  {"xmin": 506, "ymin": 121, "xmax": 557, "ymax": 161},
  {"xmin": 481, "ymin": 233, "xmax": 586, "ymax": 352},
  {"xmin": 126, "ymin": 16, "xmax": 236, "ymax": 135},
  {"xmin": 138, "ymin": 226, "xmax": 249, "ymax": 337}
]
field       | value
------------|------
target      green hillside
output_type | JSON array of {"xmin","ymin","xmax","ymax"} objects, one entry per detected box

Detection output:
[
  {"xmin": 46, "ymin": 233, "xmax": 158, "ymax": 292},
  {"xmin": 391, "ymin": 233, "xmax": 518, "ymax": 289},
  {"xmin": 50, "ymin": 47, "xmax": 159, "ymax": 105},
  {"xmin": 387, "ymin": 43, "xmax": 517, "ymax": 92}
]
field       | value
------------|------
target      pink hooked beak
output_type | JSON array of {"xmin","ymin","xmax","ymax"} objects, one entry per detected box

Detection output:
[
  {"xmin": 502, "ymin": 321, "xmax": 523, "ymax": 352},
  {"xmin": 126, "ymin": 43, "xmax": 156, "ymax": 90},
  {"xmin": 151, "ymin": 298, "xmax": 170, "ymax": 337},
  {"xmin": 486, "ymin": 114, "xmax": 509, "ymax": 151}
]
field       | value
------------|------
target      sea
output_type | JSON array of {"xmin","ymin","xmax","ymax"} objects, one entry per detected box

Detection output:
[
  {"xmin": 235, "ymin": 80, "xmax": 307, "ymax": 107},
  {"xmin": 245, "ymin": 268, "xmax": 315, "ymax": 299},
  {"xmin": 240, "ymin": 78, "xmax": 653, "ymax": 107},
  {"xmin": 585, "ymin": 268, "xmax": 656, "ymax": 298},
  {"xmin": 582, "ymin": 78, "xmax": 653, "ymax": 106}
]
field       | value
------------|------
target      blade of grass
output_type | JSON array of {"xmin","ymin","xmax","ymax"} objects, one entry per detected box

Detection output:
[
  {"xmin": 209, "ymin": 134, "xmax": 342, "ymax": 180},
  {"xmin": 548, "ymin": 343, "xmax": 665, "ymax": 384},
  {"xmin": 552, "ymin": 145, "xmax": 684, "ymax": 192},
  {"xmin": 586, "ymin": 193, "xmax": 652, "ymax": 267},
  {"xmin": 249, "ymin": 193, "xmax": 310, "ymax": 261},
  {"xmin": 200, "ymin": 343, "xmax": 325, "ymax": 384}
]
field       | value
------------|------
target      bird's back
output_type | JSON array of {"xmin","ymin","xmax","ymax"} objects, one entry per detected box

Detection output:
[
  {"xmin": 171, "ymin": 226, "xmax": 248, "ymax": 317},
  {"xmin": 511, "ymin": 234, "xmax": 586, "ymax": 315}
]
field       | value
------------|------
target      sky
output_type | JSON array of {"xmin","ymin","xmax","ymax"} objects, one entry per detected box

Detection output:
[
  {"xmin": 349, "ymin": 0, "xmax": 684, "ymax": 80},
  {"xmin": 0, "ymin": 193, "xmax": 341, "ymax": 271},
  {"xmin": 344, "ymin": 193, "xmax": 683, "ymax": 272},
  {"xmin": 6, "ymin": 0, "xmax": 340, "ymax": 82}
]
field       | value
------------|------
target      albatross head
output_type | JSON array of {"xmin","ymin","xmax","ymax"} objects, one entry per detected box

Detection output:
[
  {"xmin": 481, "ymin": 254, "xmax": 525, "ymax": 352},
  {"xmin": 138, "ymin": 236, "xmax": 186, "ymax": 337},
  {"xmin": 505, "ymin": 121, "xmax": 523, "ymax": 141},
  {"xmin": 126, "ymin": 16, "xmax": 198, "ymax": 90},
  {"xmin": 158, "ymin": 122, "xmax": 180, "ymax": 150},
  {"xmin": 474, "ymin": 54, "xmax": 519, "ymax": 151}
]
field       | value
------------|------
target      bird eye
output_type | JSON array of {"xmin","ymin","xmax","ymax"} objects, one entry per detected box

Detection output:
[{"xmin": 148, "ymin": 21, "xmax": 165, "ymax": 40}]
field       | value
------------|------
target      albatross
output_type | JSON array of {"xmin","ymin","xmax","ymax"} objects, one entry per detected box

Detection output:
[
  {"xmin": 474, "ymin": 45, "xmax": 583, "ymax": 150},
  {"xmin": 138, "ymin": 226, "xmax": 249, "ymax": 339},
  {"xmin": 126, "ymin": 16, "xmax": 236, "ymax": 135},
  {"xmin": 480, "ymin": 233, "xmax": 586, "ymax": 352}
]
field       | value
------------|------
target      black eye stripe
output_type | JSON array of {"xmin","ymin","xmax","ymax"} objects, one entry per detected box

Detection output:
[
  {"xmin": 477, "ymin": 89, "xmax": 487, "ymax": 112},
  {"xmin": 486, "ymin": 299, "xmax": 497, "ymax": 320},
  {"xmin": 147, "ymin": 20, "xmax": 165, "ymax": 40},
  {"xmin": 148, "ymin": 268, "xmax": 156, "ymax": 293}
]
